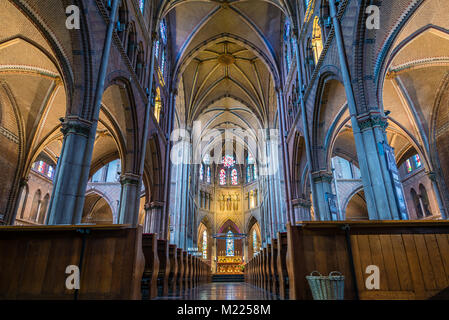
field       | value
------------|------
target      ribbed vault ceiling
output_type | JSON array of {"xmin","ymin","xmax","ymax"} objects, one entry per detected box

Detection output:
[{"xmin": 165, "ymin": 0, "xmax": 286, "ymax": 157}]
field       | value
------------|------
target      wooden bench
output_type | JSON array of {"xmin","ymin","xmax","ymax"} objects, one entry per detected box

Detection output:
[
  {"xmin": 0, "ymin": 225, "xmax": 144, "ymax": 299},
  {"xmin": 142, "ymin": 233, "xmax": 159, "ymax": 300},
  {"xmin": 265, "ymin": 244, "xmax": 272, "ymax": 293},
  {"xmin": 176, "ymin": 248, "xmax": 184, "ymax": 295},
  {"xmin": 277, "ymin": 232, "xmax": 289, "ymax": 300},
  {"xmin": 271, "ymin": 238, "xmax": 279, "ymax": 296},
  {"xmin": 183, "ymin": 252, "xmax": 190, "ymax": 291},
  {"xmin": 286, "ymin": 221, "xmax": 449, "ymax": 300},
  {"xmin": 168, "ymin": 244, "xmax": 178, "ymax": 295},
  {"xmin": 156, "ymin": 239, "xmax": 170, "ymax": 297}
]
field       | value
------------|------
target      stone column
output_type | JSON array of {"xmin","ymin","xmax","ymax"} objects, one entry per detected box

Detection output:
[
  {"xmin": 327, "ymin": 0, "xmax": 401, "ymax": 220},
  {"xmin": 47, "ymin": 117, "xmax": 92, "ymax": 225},
  {"xmin": 117, "ymin": 173, "xmax": 140, "ymax": 225},
  {"xmin": 148, "ymin": 202, "xmax": 164, "ymax": 237},
  {"xmin": 143, "ymin": 203, "xmax": 151, "ymax": 233},
  {"xmin": 312, "ymin": 172, "xmax": 334, "ymax": 221},
  {"xmin": 428, "ymin": 172, "xmax": 447, "ymax": 219}
]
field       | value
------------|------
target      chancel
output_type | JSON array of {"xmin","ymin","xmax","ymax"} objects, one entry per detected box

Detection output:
[{"xmin": 1, "ymin": 0, "xmax": 449, "ymax": 301}]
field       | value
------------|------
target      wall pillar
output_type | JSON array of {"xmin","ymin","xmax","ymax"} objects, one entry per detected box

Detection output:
[
  {"xmin": 117, "ymin": 173, "xmax": 140, "ymax": 224},
  {"xmin": 47, "ymin": 117, "xmax": 92, "ymax": 225},
  {"xmin": 312, "ymin": 172, "xmax": 334, "ymax": 221},
  {"xmin": 149, "ymin": 202, "xmax": 163, "ymax": 237},
  {"xmin": 428, "ymin": 172, "xmax": 447, "ymax": 219}
]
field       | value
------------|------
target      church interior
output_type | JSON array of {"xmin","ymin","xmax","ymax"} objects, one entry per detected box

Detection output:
[{"xmin": 1, "ymin": 0, "xmax": 449, "ymax": 301}]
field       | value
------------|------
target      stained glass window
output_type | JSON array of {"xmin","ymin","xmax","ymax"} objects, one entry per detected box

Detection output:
[
  {"xmin": 406, "ymin": 159, "xmax": 412, "ymax": 173},
  {"xmin": 254, "ymin": 166, "xmax": 258, "ymax": 180},
  {"xmin": 37, "ymin": 161, "xmax": 45, "ymax": 173},
  {"xmin": 219, "ymin": 168, "xmax": 226, "ymax": 185},
  {"xmin": 161, "ymin": 49, "xmax": 165, "ymax": 77},
  {"xmin": 202, "ymin": 230, "xmax": 207, "ymax": 259},
  {"xmin": 199, "ymin": 164, "xmax": 204, "ymax": 181},
  {"xmin": 253, "ymin": 229, "xmax": 257, "ymax": 253},
  {"xmin": 231, "ymin": 168, "xmax": 238, "ymax": 185},
  {"xmin": 226, "ymin": 230, "xmax": 234, "ymax": 257},
  {"xmin": 414, "ymin": 155, "xmax": 422, "ymax": 168},
  {"xmin": 206, "ymin": 166, "xmax": 211, "ymax": 183},
  {"xmin": 47, "ymin": 166, "xmax": 54, "ymax": 179},
  {"xmin": 223, "ymin": 155, "xmax": 235, "ymax": 168},
  {"xmin": 246, "ymin": 166, "xmax": 251, "ymax": 182},
  {"xmin": 138, "ymin": 0, "xmax": 144, "ymax": 12},
  {"xmin": 160, "ymin": 20, "xmax": 167, "ymax": 44},
  {"xmin": 203, "ymin": 154, "xmax": 210, "ymax": 164},
  {"xmin": 154, "ymin": 40, "xmax": 159, "ymax": 58}
]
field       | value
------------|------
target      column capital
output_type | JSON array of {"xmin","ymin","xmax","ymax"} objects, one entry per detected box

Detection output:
[
  {"xmin": 60, "ymin": 116, "xmax": 92, "ymax": 137},
  {"xmin": 312, "ymin": 171, "xmax": 333, "ymax": 183},
  {"xmin": 119, "ymin": 173, "xmax": 141, "ymax": 185},
  {"xmin": 356, "ymin": 112, "xmax": 388, "ymax": 131},
  {"xmin": 149, "ymin": 201, "xmax": 164, "ymax": 209}
]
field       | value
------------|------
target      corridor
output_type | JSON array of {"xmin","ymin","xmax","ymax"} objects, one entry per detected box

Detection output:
[{"xmin": 156, "ymin": 282, "xmax": 280, "ymax": 300}]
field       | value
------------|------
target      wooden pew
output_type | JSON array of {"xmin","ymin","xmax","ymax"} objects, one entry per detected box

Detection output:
[
  {"xmin": 142, "ymin": 233, "xmax": 160, "ymax": 300},
  {"xmin": 271, "ymin": 238, "xmax": 279, "ymax": 296},
  {"xmin": 0, "ymin": 225, "xmax": 144, "ymax": 299},
  {"xmin": 176, "ymin": 248, "xmax": 184, "ymax": 295},
  {"xmin": 277, "ymin": 232, "xmax": 289, "ymax": 300},
  {"xmin": 265, "ymin": 244, "xmax": 272, "ymax": 293},
  {"xmin": 261, "ymin": 248, "xmax": 267, "ymax": 291},
  {"xmin": 168, "ymin": 244, "xmax": 178, "ymax": 295},
  {"xmin": 156, "ymin": 239, "xmax": 170, "ymax": 297},
  {"xmin": 183, "ymin": 253, "xmax": 190, "ymax": 291},
  {"xmin": 286, "ymin": 221, "xmax": 449, "ymax": 300}
]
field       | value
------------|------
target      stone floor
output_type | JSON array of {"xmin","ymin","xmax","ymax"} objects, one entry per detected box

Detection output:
[{"xmin": 155, "ymin": 282, "xmax": 281, "ymax": 300}]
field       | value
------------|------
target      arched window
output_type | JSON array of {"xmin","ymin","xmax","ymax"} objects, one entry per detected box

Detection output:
[
  {"xmin": 154, "ymin": 87, "xmax": 162, "ymax": 122},
  {"xmin": 226, "ymin": 230, "xmax": 234, "ymax": 257},
  {"xmin": 206, "ymin": 166, "xmax": 211, "ymax": 184},
  {"xmin": 126, "ymin": 24, "xmax": 136, "ymax": 63},
  {"xmin": 312, "ymin": 16, "xmax": 323, "ymax": 64},
  {"xmin": 219, "ymin": 168, "xmax": 226, "ymax": 185},
  {"xmin": 419, "ymin": 184, "xmax": 432, "ymax": 217},
  {"xmin": 160, "ymin": 20, "xmax": 167, "ymax": 44},
  {"xmin": 136, "ymin": 43, "xmax": 145, "ymax": 81},
  {"xmin": 138, "ymin": 0, "xmax": 145, "ymax": 13},
  {"xmin": 253, "ymin": 229, "xmax": 258, "ymax": 253},
  {"xmin": 246, "ymin": 165, "xmax": 251, "ymax": 182},
  {"xmin": 154, "ymin": 40, "xmax": 160, "ymax": 59},
  {"xmin": 414, "ymin": 154, "xmax": 422, "ymax": 168},
  {"xmin": 223, "ymin": 155, "xmax": 235, "ymax": 168},
  {"xmin": 199, "ymin": 165, "xmax": 204, "ymax": 181},
  {"xmin": 411, "ymin": 188, "xmax": 423, "ymax": 218},
  {"xmin": 231, "ymin": 168, "xmax": 238, "ymax": 185},
  {"xmin": 202, "ymin": 230, "xmax": 207, "ymax": 259}
]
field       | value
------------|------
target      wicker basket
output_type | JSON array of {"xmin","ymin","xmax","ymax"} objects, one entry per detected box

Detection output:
[{"xmin": 306, "ymin": 271, "xmax": 345, "ymax": 300}]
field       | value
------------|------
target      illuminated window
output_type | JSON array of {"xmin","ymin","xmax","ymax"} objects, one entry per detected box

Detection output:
[
  {"xmin": 160, "ymin": 20, "xmax": 167, "ymax": 44},
  {"xmin": 219, "ymin": 168, "xmax": 226, "ymax": 185},
  {"xmin": 246, "ymin": 166, "xmax": 251, "ymax": 182},
  {"xmin": 47, "ymin": 166, "xmax": 54, "ymax": 179},
  {"xmin": 414, "ymin": 155, "xmax": 422, "ymax": 168},
  {"xmin": 231, "ymin": 168, "xmax": 238, "ymax": 185},
  {"xmin": 223, "ymin": 155, "xmax": 235, "ymax": 168},
  {"xmin": 37, "ymin": 161, "xmax": 45, "ymax": 173},
  {"xmin": 253, "ymin": 229, "xmax": 258, "ymax": 253},
  {"xmin": 284, "ymin": 20, "xmax": 292, "ymax": 71},
  {"xmin": 199, "ymin": 165, "xmax": 204, "ymax": 181},
  {"xmin": 226, "ymin": 230, "xmax": 234, "ymax": 257},
  {"xmin": 202, "ymin": 230, "xmax": 207, "ymax": 259},
  {"xmin": 161, "ymin": 49, "xmax": 166, "ymax": 77},
  {"xmin": 406, "ymin": 159, "xmax": 412, "ymax": 173},
  {"xmin": 312, "ymin": 16, "xmax": 323, "ymax": 64},
  {"xmin": 154, "ymin": 87, "xmax": 162, "ymax": 123},
  {"xmin": 253, "ymin": 166, "xmax": 258, "ymax": 180},
  {"xmin": 206, "ymin": 166, "xmax": 211, "ymax": 184},
  {"xmin": 138, "ymin": 0, "xmax": 144, "ymax": 12},
  {"xmin": 154, "ymin": 40, "xmax": 159, "ymax": 58}
]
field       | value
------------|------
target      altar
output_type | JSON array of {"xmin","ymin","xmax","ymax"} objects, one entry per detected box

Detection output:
[{"xmin": 216, "ymin": 256, "xmax": 243, "ymax": 274}]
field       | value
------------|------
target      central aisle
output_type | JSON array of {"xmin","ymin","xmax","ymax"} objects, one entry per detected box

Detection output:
[{"xmin": 155, "ymin": 282, "xmax": 281, "ymax": 300}]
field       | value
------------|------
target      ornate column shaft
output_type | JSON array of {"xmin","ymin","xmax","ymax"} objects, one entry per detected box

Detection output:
[
  {"xmin": 312, "ymin": 172, "xmax": 334, "ymax": 221},
  {"xmin": 47, "ymin": 117, "xmax": 92, "ymax": 224},
  {"xmin": 118, "ymin": 173, "xmax": 141, "ymax": 224}
]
